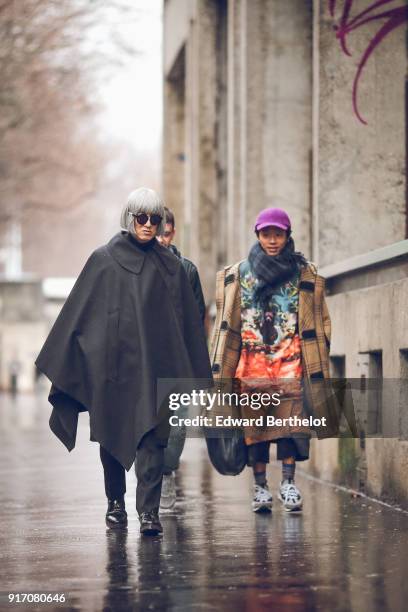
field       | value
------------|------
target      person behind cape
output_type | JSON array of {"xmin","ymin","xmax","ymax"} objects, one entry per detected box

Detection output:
[
  {"xmin": 35, "ymin": 187, "xmax": 212, "ymax": 536},
  {"xmin": 156, "ymin": 205, "xmax": 206, "ymax": 511}
]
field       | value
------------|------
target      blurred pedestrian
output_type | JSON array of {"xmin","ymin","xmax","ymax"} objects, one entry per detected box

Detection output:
[
  {"xmin": 156, "ymin": 206, "xmax": 206, "ymax": 510},
  {"xmin": 35, "ymin": 188, "xmax": 212, "ymax": 535},
  {"xmin": 210, "ymin": 207, "xmax": 334, "ymax": 513},
  {"xmin": 9, "ymin": 359, "xmax": 21, "ymax": 395}
]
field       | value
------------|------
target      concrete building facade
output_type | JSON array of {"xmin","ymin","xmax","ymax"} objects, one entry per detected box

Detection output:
[{"xmin": 162, "ymin": 0, "xmax": 408, "ymax": 507}]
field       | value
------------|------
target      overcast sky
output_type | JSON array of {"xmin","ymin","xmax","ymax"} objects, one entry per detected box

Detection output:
[{"xmin": 96, "ymin": 0, "xmax": 162, "ymax": 153}]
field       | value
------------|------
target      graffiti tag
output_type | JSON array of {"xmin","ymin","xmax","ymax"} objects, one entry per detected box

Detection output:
[{"xmin": 329, "ymin": 0, "xmax": 408, "ymax": 124}]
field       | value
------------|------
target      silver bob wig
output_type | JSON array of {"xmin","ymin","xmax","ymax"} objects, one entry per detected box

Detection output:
[{"xmin": 120, "ymin": 187, "xmax": 166, "ymax": 236}]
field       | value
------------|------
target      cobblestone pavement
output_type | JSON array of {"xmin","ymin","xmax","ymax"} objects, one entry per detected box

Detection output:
[{"xmin": 1, "ymin": 391, "xmax": 408, "ymax": 611}]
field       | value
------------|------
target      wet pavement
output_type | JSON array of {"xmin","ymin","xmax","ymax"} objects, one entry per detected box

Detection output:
[{"xmin": 1, "ymin": 391, "xmax": 408, "ymax": 612}]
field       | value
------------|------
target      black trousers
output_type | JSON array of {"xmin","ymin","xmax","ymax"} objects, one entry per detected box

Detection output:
[
  {"xmin": 99, "ymin": 429, "xmax": 165, "ymax": 514},
  {"xmin": 246, "ymin": 437, "xmax": 310, "ymax": 467}
]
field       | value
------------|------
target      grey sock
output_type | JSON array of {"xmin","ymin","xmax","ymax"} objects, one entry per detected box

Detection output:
[
  {"xmin": 282, "ymin": 462, "xmax": 296, "ymax": 482},
  {"xmin": 254, "ymin": 471, "xmax": 267, "ymax": 487}
]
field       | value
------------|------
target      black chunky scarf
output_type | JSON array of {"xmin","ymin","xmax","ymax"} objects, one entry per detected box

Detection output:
[{"xmin": 248, "ymin": 238, "xmax": 308, "ymax": 311}]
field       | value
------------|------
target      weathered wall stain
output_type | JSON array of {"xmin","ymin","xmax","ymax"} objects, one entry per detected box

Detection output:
[{"xmin": 329, "ymin": 0, "xmax": 408, "ymax": 124}]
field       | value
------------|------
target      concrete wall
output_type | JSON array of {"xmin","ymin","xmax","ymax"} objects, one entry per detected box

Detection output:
[
  {"xmin": 306, "ymin": 275, "xmax": 408, "ymax": 508},
  {"xmin": 314, "ymin": 0, "xmax": 407, "ymax": 266},
  {"xmin": 163, "ymin": 0, "xmax": 407, "ymax": 273}
]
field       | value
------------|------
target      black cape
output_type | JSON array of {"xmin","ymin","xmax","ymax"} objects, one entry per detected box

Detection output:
[{"xmin": 35, "ymin": 231, "xmax": 212, "ymax": 470}]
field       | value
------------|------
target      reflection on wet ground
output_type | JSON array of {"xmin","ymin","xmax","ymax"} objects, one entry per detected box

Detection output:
[{"xmin": 1, "ymin": 391, "xmax": 408, "ymax": 611}]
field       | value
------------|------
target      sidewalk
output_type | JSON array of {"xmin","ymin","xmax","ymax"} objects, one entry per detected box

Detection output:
[{"xmin": 1, "ymin": 392, "xmax": 408, "ymax": 612}]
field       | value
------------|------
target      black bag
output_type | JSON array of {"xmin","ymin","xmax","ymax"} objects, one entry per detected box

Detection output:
[{"xmin": 203, "ymin": 427, "xmax": 248, "ymax": 476}]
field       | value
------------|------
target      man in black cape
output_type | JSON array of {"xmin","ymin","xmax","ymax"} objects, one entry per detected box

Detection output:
[{"xmin": 35, "ymin": 187, "xmax": 212, "ymax": 535}]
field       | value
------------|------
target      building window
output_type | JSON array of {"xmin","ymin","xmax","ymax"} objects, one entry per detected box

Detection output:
[
  {"xmin": 357, "ymin": 351, "xmax": 383, "ymax": 436},
  {"xmin": 330, "ymin": 355, "xmax": 345, "ymax": 378},
  {"xmin": 399, "ymin": 349, "xmax": 408, "ymax": 441}
]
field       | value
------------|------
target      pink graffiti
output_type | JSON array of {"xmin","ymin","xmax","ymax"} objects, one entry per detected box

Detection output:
[{"xmin": 329, "ymin": 0, "xmax": 408, "ymax": 124}]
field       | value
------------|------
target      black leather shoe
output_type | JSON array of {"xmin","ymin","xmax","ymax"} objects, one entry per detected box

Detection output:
[
  {"xmin": 139, "ymin": 510, "xmax": 163, "ymax": 535},
  {"xmin": 105, "ymin": 498, "xmax": 128, "ymax": 528}
]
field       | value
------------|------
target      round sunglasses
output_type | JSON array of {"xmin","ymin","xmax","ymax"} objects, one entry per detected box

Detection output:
[{"xmin": 132, "ymin": 212, "xmax": 162, "ymax": 226}]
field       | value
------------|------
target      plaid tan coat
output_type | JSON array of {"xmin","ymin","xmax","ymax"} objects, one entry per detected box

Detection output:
[{"xmin": 209, "ymin": 260, "xmax": 342, "ymax": 439}]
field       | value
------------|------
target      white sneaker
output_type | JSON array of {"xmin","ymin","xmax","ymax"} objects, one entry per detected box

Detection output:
[
  {"xmin": 252, "ymin": 483, "xmax": 273, "ymax": 513},
  {"xmin": 160, "ymin": 472, "xmax": 176, "ymax": 510},
  {"xmin": 278, "ymin": 479, "xmax": 303, "ymax": 512}
]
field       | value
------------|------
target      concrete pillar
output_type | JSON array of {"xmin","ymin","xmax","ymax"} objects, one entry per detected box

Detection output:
[
  {"xmin": 163, "ymin": 49, "xmax": 186, "ymax": 239},
  {"xmin": 184, "ymin": 0, "xmax": 222, "ymax": 299},
  {"xmin": 163, "ymin": 0, "xmax": 228, "ymax": 300},
  {"xmin": 214, "ymin": 0, "xmax": 229, "ymax": 270},
  {"xmin": 248, "ymin": 0, "xmax": 313, "ymax": 257},
  {"xmin": 227, "ymin": 0, "xmax": 246, "ymax": 264},
  {"xmin": 226, "ymin": 0, "xmax": 313, "ymax": 264}
]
